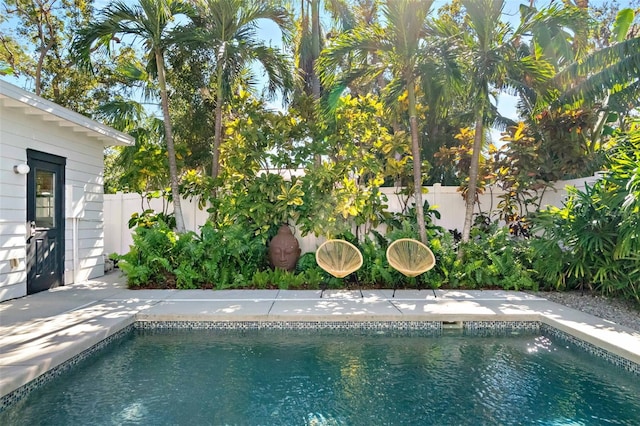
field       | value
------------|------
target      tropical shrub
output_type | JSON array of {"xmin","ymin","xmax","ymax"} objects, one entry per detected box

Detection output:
[
  {"xmin": 118, "ymin": 221, "xmax": 184, "ymax": 288},
  {"xmin": 530, "ymin": 121, "xmax": 640, "ymax": 302},
  {"xmin": 250, "ymin": 269, "xmax": 323, "ymax": 290},
  {"xmin": 119, "ymin": 220, "xmax": 269, "ymax": 289},
  {"xmin": 450, "ymin": 224, "xmax": 536, "ymax": 291}
]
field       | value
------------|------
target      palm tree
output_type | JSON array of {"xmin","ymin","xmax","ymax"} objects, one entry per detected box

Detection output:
[
  {"xmin": 190, "ymin": 0, "xmax": 293, "ymax": 180},
  {"xmin": 73, "ymin": 0, "xmax": 191, "ymax": 233},
  {"xmin": 294, "ymin": 0, "xmax": 378, "ymax": 98},
  {"xmin": 554, "ymin": 36, "xmax": 640, "ymax": 128},
  {"xmin": 512, "ymin": 5, "xmax": 639, "ymax": 171},
  {"xmin": 459, "ymin": 0, "xmax": 554, "ymax": 244},
  {"xmin": 318, "ymin": 0, "xmax": 435, "ymax": 243}
]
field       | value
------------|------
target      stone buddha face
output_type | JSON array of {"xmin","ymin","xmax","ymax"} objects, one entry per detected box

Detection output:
[
  {"xmin": 269, "ymin": 224, "xmax": 301, "ymax": 271},
  {"xmin": 269, "ymin": 245, "xmax": 300, "ymax": 271}
]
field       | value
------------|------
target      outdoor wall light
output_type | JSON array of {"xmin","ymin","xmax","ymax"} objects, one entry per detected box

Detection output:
[{"xmin": 13, "ymin": 163, "xmax": 30, "ymax": 175}]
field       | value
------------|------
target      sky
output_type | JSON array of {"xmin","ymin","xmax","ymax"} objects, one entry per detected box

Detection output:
[{"xmin": 2, "ymin": 0, "xmax": 635, "ymax": 143}]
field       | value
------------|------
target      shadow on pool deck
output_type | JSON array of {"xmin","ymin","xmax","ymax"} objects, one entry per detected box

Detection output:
[{"xmin": 1, "ymin": 270, "xmax": 639, "ymax": 400}]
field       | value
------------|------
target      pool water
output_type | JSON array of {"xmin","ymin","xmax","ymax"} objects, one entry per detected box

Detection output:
[{"xmin": 2, "ymin": 328, "xmax": 639, "ymax": 425}]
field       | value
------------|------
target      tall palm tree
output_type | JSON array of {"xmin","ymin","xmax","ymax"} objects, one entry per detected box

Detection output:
[
  {"xmin": 554, "ymin": 36, "xmax": 640, "ymax": 125},
  {"xmin": 190, "ymin": 0, "xmax": 294, "ymax": 180},
  {"xmin": 293, "ymin": 0, "xmax": 378, "ymax": 98},
  {"xmin": 318, "ymin": 0, "xmax": 435, "ymax": 243},
  {"xmin": 459, "ymin": 0, "xmax": 554, "ymax": 244},
  {"xmin": 516, "ymin": 5, "xmax": 638, "ymax": 165},
  {"xmin": 73, "ymin": 0, "xmax": 191, "ymax": 233}
]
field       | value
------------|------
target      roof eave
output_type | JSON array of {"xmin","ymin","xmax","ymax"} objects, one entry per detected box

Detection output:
[{"xmin": 0, "ymin": 79, "xmax": 134, "ymax": 147}]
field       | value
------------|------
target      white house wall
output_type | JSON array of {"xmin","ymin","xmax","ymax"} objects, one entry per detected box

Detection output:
[{"xmin": 0, "ymin": 105, "xmax": 106, "ymax": 301}]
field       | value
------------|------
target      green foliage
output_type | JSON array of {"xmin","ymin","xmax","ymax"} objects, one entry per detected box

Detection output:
[
  {"xmin": 119, "ymin": 220, "xmax": 269, "ymax": 289},
  {"xmin": 296, "ymin": 94, "xmax": 405, "ymax": 237},
  {"xmin": 530, "ymin": 121, "xmax": 640, "ymax": 302},
  {"xmin": 295, "ymin": 252, "xmax": 318, "ymax": 274},
  {"xmin": 117, "ymin": 221, "xmax": 179, "ymax": 288},
  {"xmin": 355, "ymin": 235, "xmax": 396, "ymax": 288},
  {"xmin": 0, "ymin": 0, "xmax": 130, "ymax": 112},
  {"xmin": 450, "ymin": 225, "xmax": 537, "ymax": 291},
  {"xmin": 104, "ymin": 116, "xmax": 183, "ymax": 195},
  {"xmin": 250, "ymin": 269, "xmax": 321, "ymax": 290},
  {"xmin": 128, "ymin": 209, "xmax": 176, "ymax": 230}
]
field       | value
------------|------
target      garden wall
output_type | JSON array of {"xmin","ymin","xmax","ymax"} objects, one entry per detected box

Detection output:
[{"xmin": 104, "ymin": 175, "xmax": 600, "ymax": 256}]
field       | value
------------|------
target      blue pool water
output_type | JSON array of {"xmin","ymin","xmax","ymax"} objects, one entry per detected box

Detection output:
[{"xmin": 2, "ymin": 328, "xmax": 639, "ymax": 425}]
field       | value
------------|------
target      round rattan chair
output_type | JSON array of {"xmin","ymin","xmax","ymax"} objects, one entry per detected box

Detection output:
[
  {"xmin": 386, "ymin": 238, "xmax": 436, "ymax": 297},
  {"xmin": 315, "ymin": 239, "xmax": 363, "ymax": 297}
]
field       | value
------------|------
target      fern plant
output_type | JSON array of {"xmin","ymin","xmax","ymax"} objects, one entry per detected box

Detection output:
[{"xmin": 118, "ymin": 221, "xmax": 177, "ymax": 288}]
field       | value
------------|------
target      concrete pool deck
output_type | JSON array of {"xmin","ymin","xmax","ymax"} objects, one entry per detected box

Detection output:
[{"xmin": 1, "ymin": 271, "xmax": 639, "ymax": 399}]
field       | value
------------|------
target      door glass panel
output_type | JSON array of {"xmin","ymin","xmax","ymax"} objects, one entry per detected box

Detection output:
[{"xmin": 36, "ymin": 169, "xmax": 55, "ymax": 228}]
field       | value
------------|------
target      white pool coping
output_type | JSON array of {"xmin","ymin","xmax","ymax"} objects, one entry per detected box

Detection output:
[{"xmin": 1, "ymin": 272, "xmax": 639, "ymax": 400}]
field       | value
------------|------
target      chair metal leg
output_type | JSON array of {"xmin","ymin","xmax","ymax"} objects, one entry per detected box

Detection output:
[
  {"xmin": 351, "ymin": 275, "xmax": 363, "ymax": 298},
  {"xmin": 320, "ymin": 281, "xmax": 327, "ymax": 298}
]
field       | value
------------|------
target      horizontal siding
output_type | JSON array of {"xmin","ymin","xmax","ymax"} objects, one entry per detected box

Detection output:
[
  {"xmin": 0, "ymin": 143, "xmax": 28, "ymax": 160},
  {"xmin": 78, "ymin": 247, "xmax": 104, "ymax": 259},
  {"xmin": 0, "ymin": 223, "xmax": 27, "ymax": 236},
  {"xmin": 0, "ymin": 182, "xmax": 26, "ymax": 198},
  {"xmin": 0, "ymin": 235, "xmax": 27, "ymax": 263},
  {"xmin": 78, "ymin": 237, "xmax": 104, "ymax": 250},
  {"xmin": 0, "ymin": 208, "xmax": 27, "ymax": 222},
  {"xmin": 66, "ymin": 166, "xmax": 104, "ymax": 183},
  {"xmin": 2, "ymin": 111, "xmax": 107, "ymax": 160},
  {"xmin": 0, "ymin": 259, "xmax": 24, "ymax": 275},
  {"xmin": 1, "ymin": 102, "xmax": 109, "ymax": 301},
  {"xmin": 0, "ymin": 269, "xmax": 26, "ymax": 286},
  {"xmin": 0, "ymin": 282, "xmax": 26, "ymax": 301}
]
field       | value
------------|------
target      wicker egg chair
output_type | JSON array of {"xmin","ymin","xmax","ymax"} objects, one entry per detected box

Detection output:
[
  {"xmin": 386, "ymin": 238, "xmax": 436, "ymax": 297},
  {"xmin": 315, "ymin": 239, "xmax": 364, "ymax": 298}
]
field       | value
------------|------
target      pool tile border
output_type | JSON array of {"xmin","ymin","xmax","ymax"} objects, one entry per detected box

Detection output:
[
  {"xmin": 541, "ymin": 323, "xmax": 640, "ymax": 375},
  {"xmin": 0, "ymin": 325, "xmax": 134, "ymax": 412},
  {"xmin": 464, "ymin": 321, "xmax": 541, "ymax": 332},
  {"xmin": 134, "ymin": 320, "xmax": 443, "ymax": 331},
  {"xmin": 2, "ymin": 319, "xmax": 638, "ymax": 413}
]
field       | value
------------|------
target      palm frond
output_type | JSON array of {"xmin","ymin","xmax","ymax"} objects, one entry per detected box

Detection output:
[
  {"xmin": 95, "ymin": 99, "xmax": 145, "ymax": 132},
  {"xmin": 607, "ymin": 80, "xmax": 640, "ymax": 113},
  {"xmin": 322, "ymin": 64, "xmax": 385, "ymax": 112},
  {"xmin": 384, "ymin": 0, "xmax": 434, "ymax": 57},
  {"xmin": 316, "ymin": 24, "xmax": 385, "ymax": 88},
  {"xmin": 554, "ymin": 37, "xmax": 640, "ymax": 105},
  {"xmin": 250, "ymin": 44, "xmax": 294, "ymax": 101}
]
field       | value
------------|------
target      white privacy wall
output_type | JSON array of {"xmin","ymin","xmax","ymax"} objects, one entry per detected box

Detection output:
[{"xmin": 104, "ymin": 175, "xmax": 600, "ymax": 257}]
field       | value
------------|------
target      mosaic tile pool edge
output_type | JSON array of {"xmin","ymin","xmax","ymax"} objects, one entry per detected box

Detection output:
[
  {"xmin": 2, "ymin": 320, "xmax": 638, "ymax": 413},
  {"xmin": 0, "ymin": 325, "xmax": 134, "ymax": 413},
  {"xmin": 541, "ymin": 323, "xmax": 640, "ymax": 375},
  {"xmin": 134, "ymin": 320, "xmax": 443, "ymax": 331}
]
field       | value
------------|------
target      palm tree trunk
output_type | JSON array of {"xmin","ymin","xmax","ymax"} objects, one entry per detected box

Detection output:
[
  {"xmin": 310, "ymin": 0, "xmax": 321, "ymax": 99},
  {"xmin": 212, "ymin": 65, "xmax": 224, "ymax": 180},
  {"xmin": 408, "ymin": 83, "xmax": 427, "ymax": 244},
  {"xmin": 310, "ymin": 0, "xmax": 323, "ymax": 168},
  {"xmin": 212, "ymin": 99, "xmax": 223, "ymax": 179},
  {"xmin": 155, "ymin": 49, "xmax": 186, "ymax": 233},
  {"xmin": 462, "ymin": 105, "xmax": 484, "ymax": 244}
]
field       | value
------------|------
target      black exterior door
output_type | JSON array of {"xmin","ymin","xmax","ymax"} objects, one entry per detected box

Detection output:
[{"xmin": 27, "ymin": 150, "xmax": 66, "ymax": 294}]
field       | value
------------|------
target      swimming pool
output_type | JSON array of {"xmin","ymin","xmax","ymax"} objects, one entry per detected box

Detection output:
[{"xmin": 1, "ymin": 327, "xmax": 639, "ymax": 425}]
